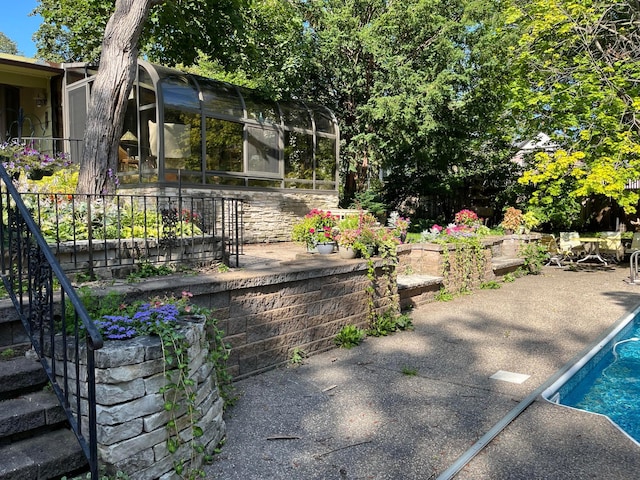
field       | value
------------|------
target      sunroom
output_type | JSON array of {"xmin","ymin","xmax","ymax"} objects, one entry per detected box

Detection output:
[{"xmin": 64, "ymin": 60, "xmax": 339, "ymax": 193}]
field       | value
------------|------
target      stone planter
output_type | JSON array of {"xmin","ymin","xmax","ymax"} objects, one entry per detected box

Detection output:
[{"xmin": 47, "ymin": 315, "xmax": 225, "ymax": 479}]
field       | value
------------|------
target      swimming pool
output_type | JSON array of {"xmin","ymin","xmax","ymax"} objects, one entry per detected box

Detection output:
[{"xmin": 542, "ymin": 305, "xmax": 640, "ymax": 445}]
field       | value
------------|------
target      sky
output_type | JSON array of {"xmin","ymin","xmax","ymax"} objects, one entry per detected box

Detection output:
[{"xmin": 2, "ymin": 1, "xmax": 41, "ymax": 58}]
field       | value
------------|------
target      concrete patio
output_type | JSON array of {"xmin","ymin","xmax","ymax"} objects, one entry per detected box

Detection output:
[{"xmin": 205, "ymin": 258, "xmax": 640, "ymax": 479}]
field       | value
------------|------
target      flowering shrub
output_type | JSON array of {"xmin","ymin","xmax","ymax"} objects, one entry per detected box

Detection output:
[
  {"xmin": 0, "ymin": 140, "xmax": 72, "ymax": 177},
  {"xmin": 501, "ymin": 207, "xmax": 524, "ymax": 232},
  {"xmin": 454, "ymin": 209, "xmax": 479, "ymax": 227},
  {"xmin": 387, "ymin": 211, "xmax": 411, "ymax": 242},
  {"xmin": 421, "ymin": 209, "xmax": 488, "ymax": 242}
]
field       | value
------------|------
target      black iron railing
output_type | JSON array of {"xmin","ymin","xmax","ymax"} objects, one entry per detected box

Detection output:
[
  {"xmin": 18, "ymin": 191, "xmax": 244, "ymax": 277},
  {"xmin": 0, "ymin": 165, "xmax": 103, "ymax": 478}
]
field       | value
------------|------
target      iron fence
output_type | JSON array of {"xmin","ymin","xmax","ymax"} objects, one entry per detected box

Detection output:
[
  {"xmin": 0, "ymin": 165, "xmax": 103, "ymax": 478},
  {"xmin": 19, "ymin": 191, "xmax": 244, "ymax": 278}
]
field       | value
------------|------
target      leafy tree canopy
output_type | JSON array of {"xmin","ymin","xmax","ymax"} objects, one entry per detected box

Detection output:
[
  {"xmin": 0, "ymin": 32, "xmax": 19, "ymax": 55},
  {"xmin": 296, "ymin": 0, "xmax": 519, "ymax": 216},
  {"xmin": 508, "ymin": 0, "xmax": 640, "ymax": 222},
  {"xmin": 34, "ymin": 0, "xmax": 247, "ymax": 66}
]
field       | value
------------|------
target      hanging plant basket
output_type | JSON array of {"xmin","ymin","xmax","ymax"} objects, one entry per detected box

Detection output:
[{"xmin": 28, "ymin": 168, "xmax": 55, "ymax": 180}]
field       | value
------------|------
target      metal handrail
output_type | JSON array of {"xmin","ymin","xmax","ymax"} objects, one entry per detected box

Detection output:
[
  {"xmin": 0, "ymin": 163, "xmax": 103, "ymax": 478},
  {"xmin": 630, "ymin": 251, "xmax": 640, "ymax": 284}
]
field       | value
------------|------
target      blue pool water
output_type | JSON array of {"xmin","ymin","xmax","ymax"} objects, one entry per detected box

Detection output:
[{"xmin": 543, "ymin": 309, "xmax": 640, "ymax": 445}]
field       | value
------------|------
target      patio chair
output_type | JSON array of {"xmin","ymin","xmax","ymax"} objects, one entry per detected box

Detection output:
[
  {"xmin": 539, "ymin": 234, "xmax": 564, "ymax": 267},
  {"xmin": 559, "ymin": 232, "xmax": 584, "ymax": 262},
  {"xmin": 598, "ymin": 231, "xmax": 624, "ymax": 263},
  {"xmin": 625, "ymin": 232, "xmax": 640, "ymax": 257}
]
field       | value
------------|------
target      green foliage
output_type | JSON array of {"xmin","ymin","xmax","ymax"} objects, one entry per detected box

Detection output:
[
  {"xmin": 502, "ymin": 272, "xmax": 516, "ymax": 283},
  {"xmin": 34, "ymin": 0, "xmax": 247, "ymax": 66},
  {"xmin": 289, "ymin": 348, "xmax": 306, "ymax": 366},
  {"xmin": 348, "ymin": 191, "xmax": 386, "ymax": 220},
  {"xmin": 127, "ymin": 261, "xmax": 174, "ymax": 282},
  {"xmin": 334, "ymin": 324, "xmax": 365, "ymax": 349},
  {"xmin": 520, "ymin": 242, "xmax": 548, "ymax": 275},
  {"xmin": 435, "ymin": 288, "xmax": 454, "ymax": 302},
  {"xmin": 479, "ymin": 281, "xmax": 501, "ymax": 290},
  {"xmin": 367, "ymin": 311, "xmax": 398, "ymax": 337},
  {"xmin": 0, "ymin": 348, "xmax": 16, "ymax": 359},
  {"xmin": 0, "ymin": 32, "xmax": 18, "ymax": 55},
  {"xmin": 402, "ymin": 366, "xmax": 418, "ymax": 376},
  {"xmin": 508, "ymin": 0, "xmax": 640, "ymax": 222},
  {"xmin": 368, "ymin": 311, "xmax": 414, "ymax": 337}
]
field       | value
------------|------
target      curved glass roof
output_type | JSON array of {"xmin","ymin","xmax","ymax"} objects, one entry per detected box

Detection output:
[{"xmin": 64, "ymin": 60, "xmax": 339, "ymax": 191}]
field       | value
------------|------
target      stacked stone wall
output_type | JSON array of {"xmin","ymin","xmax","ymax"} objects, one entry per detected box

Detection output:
[{"xmin": 50, "ymin": 317, "xmax": 225, "ymax": 479}]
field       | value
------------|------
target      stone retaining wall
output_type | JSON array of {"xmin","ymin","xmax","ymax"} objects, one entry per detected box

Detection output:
[
  {"xmin": 92, "ymin": 256, "xmax": 399, "ymax": 380},
  {"xmin": 396, "ymin": 234, "xmax": 540, "ymax": 296}
]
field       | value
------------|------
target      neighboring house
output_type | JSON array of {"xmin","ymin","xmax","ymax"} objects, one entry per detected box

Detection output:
[
  {"xmin": 511, "ymin": 132, "xmax": 559, "ymax": 167},
  {"xmin": 1, "ymin": 54, "xmax": 341, "ymax": 242}
]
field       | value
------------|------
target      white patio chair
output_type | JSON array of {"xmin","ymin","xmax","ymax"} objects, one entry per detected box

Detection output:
[
  {"xmin": 559, "ymin": 232, "xmax": 584, "ymax": 262},
  {"xmin": 598, "ymin": 231, "xmax": 624, "ymax": 263},
  {"xmin": 625, "ymin": 232, "xmax": 640, "ymax": 257},
  {"xmin": 540, "ymin": 234, "xmax": 564, "ymax": 267}
]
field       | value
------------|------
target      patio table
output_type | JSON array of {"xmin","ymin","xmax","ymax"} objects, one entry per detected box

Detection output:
[{"xmin": 577, "ymin": 237, "xmax": 607, "ymax": 265}]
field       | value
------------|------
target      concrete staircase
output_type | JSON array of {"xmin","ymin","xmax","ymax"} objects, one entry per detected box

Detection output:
[{"xmin": 0, "ymin": 305, "xmax": 88, "ymax": 480}]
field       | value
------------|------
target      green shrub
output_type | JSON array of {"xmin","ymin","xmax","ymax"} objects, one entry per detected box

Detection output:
[{"xmin": 520, "ymin": 242, "xmax": 548, "ymax": 275}]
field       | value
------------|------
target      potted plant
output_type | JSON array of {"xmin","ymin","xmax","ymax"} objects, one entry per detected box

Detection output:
[
  {"xmin": 291, "ymin": 209, "xmax": 338, "ymax": 252},
  {"xmin": 334, "ymin": 228, "xmax": 364, "ymax": 258},
  {"xmin": 501, "ymin": 207, "xmax": 524, "ymax": 235},
  {"xmin": 335, "ymin": 211, "xmax": 381, "ymax": 257},
  {"xmin": 387, "ymin": 212, "xmax": 411, "ymax": 243}
]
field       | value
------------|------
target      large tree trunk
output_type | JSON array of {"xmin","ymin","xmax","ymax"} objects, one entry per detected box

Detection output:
[{"xmin": 76, "ymin": 0, "xmax": 155, "ymax": 195}]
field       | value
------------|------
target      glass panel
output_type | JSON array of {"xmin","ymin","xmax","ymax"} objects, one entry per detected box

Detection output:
[
  {"xmin": 67, "ymin": 85, "xmax": 87, "ymax": 162},
  {"xmin": 247, "ymin": 127, "xmax": 279, "ymax": 173},
  {"xmin": 279, "ymin": 102, "xmax": 311, "ymax": 129},
  {"xmin": 138, "ymin": 66, "xmax": 156, "ymax": 107},
  {"xmin": 242, "ymin": 90, "xmax": 279, "ymax": 124},
  {"xmin": 200, "ymin": 79, "xmax": 243, "ymax": 118},
  {"xmin": 139, "ymin": 107, "xmax": 157, "ymax": 174},
  {"xmin": 315, "ymin": 137, "xmax": 336, "ymax": 181},
  {"xmin": 206, "ymin": 175, "xmax": 245, "ymax": 186},
  {"xmin": 284, "ymin": 131, "xmax": 313, "ymax": 180},
  {"xmin": 118, "ymin": 97, "xmax": 139, "ymax": 173},
  {"xmin": 205, "ymin": 118, "xmax": 243, "ymax": 172},
  {"xmin": 158, "ymin": 68, "xmax": 199, "ymax": 109},
  {"xmin": 315, "ymin": 181, "xmax": 336, "ymax": 191},
  {"xmin": 65, "ymin": 69, "xmax": 86, "ymax": 85},
  {"xmin": 158, "ymin": 108, "xmax": 201, "ymax": 173},
  {"xmin": 285, "ymin": 180, "xmax": 314, "ymax": 189},
  {"xmin": 248, "ymin": 179, "xmax": 282, "ymax": 188},
  {"xmin": 314, "ymin": 107, "xmax": 335, "ymax": 134}
]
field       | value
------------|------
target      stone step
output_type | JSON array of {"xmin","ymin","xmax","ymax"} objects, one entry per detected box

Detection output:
[
  {"xmin": 0, "ymin": 390, "xmax": 67, "ymax": 439},
  {"xmin": 0, "ymin": 427, "xmax": 87, "ymax": 480},
  {"xmin": 492, "ymin": 256, "xmax": 525, "ymax": 274},
  {"xmin": 397, "ymin": 274, "xmax": 444, "ymax": 290},
  {"xmin": 397, "ymin": 274, "xmax": 444, "ymax": 310},
  {"xmin": 0, "ymin": 356, "xmax": 48, "ymax": 401}
]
